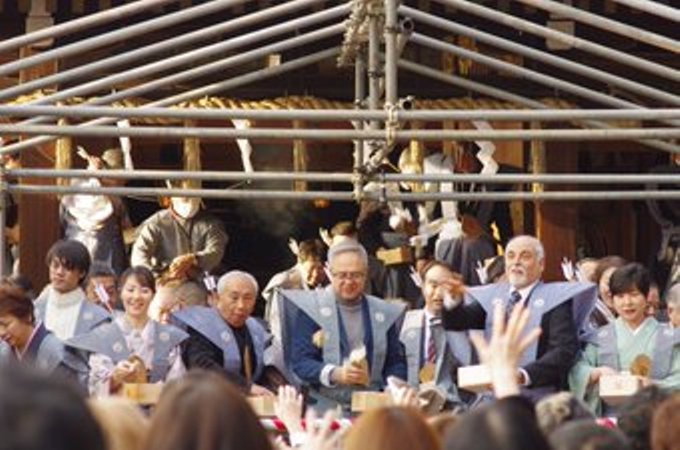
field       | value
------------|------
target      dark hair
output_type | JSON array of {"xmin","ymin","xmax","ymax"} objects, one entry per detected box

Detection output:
[
  {"xmin": 618, "ymin": 386, "xmax": 672, "ymax": 450},
  {"xmin": 0, "ymin": 365, "xmax": 105, "ymax": 450},
  {"xmin": 609, "ymin": 263, "xmax": 651, "ymax": 297},
  {"xmin": 0, "ymin": 283, "xmax": 34, "ymax": 324},
  {"xmin": 297, "ymin": 239, "xmax": 325, "ymax": 262},
  {"xmin": 549, "ymin": 420, "xmax": 632, "ymax": 450},
  {"xmin": 6, "ymin": 275, "xmax": 34, "ymax": 298},
  {"xmin": 45, "ymin": 239, "xmax": 91, "ymax": 282},
  {"xmin": 419, "ymin": 259, "xmax": 459, "ymax": 281},
  {"xmin": 331, "ymin": 220, "xmax": 358, "ymax": 238},
  {"xmin": 593, "ymin": 256, "xmax": 627, "ymax": 284},
  {"xmin": 651, "ymin": 393, "xmax": 680, "ymax": 450},
  {"xmin": 445, "ymin": 397, "xmax": 551, "ymax": 450},
  {"xmin": 87, "ymin": 263, "xmax": 117, "ymax": 281},
  {"xmin": 146, "ymin": 370, "xmax": 272, "ymax": 450},
  {"xmin": 119, "ymin": 266, "xmax": 156, "ymax": 295}
]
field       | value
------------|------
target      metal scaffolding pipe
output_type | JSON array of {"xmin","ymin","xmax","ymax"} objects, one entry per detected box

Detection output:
[
  {"xmin": 2, "ymin": 123, "xmax": 679, "ymax": 142},
  {"xmin": 432, "ymin": 0, "xmax": 680, "ymax": 83},
  {"xmin": 7, "ymin": 168, "xmax": 680, "ymax": 185},
  {"xmin": 1, "ymin": 48, "xmax": 339, "ymax": 155},
  {"xmin": 397, "ymin": 59, "xmax": 680, "ymax": 154},
  {"xmin": 0, "ymin": 0, "xmax": 343, "ymax": 103},
  {"xmin": 512, "ymin": 0, "xmax": 679, "ymax": 53},
  {"xmin": 400, "ymin": 6, "xmax": 680, "ymax": 107},
  {"xmin": 0, "ymin": 172, "xmax": 6, "ymax": 277},
  {"xmin": 0, "ymin": 0, "xmax": 179, "ymax": 54},
  {"xmin": 0, "ymin": 0, "xmax": 249, "ymax": 77},
  {"xmin": 353, "ymin": 53, "xmax": 367, "ymax": 200},
  {"xmin": 609, "ymin": 0, "xmax": 680, "ymax": 22},
  {"xmin": 6, "ymin": 183, "xmax": 679, "ymax": 202},
  {"xmin": 4, "ymin": 105, "xmax": 680, "ymax": 122},
  {"xmin": 410, "ymin": 33, "xmax": 680, "ymax": 128},
  {"xmin": 384, "ymin": 0, "xmax": 399, "ymax": 107},
  {"xmin": 14, "ymin": 14, "xmax": 346, "ymax": 120}
]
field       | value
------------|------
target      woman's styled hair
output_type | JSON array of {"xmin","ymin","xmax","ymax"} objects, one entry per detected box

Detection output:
[
  {"xmin": 344, "ymin": 407, "xmax": 441, "ymax": 450},
  {"xmin": 119, "ymin": 266, "xmax": 156, "ymax": 295},
  {"xmin": 145, "ymin": 370, "xmax": 272, "ymax": 450},
  {"xmin": 0, "ymin": 281, "xmax": 34, "ymax": 324}
]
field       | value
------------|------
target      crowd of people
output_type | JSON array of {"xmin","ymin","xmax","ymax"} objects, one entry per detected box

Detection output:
[{"xmin": 0, "ymin": 169, "xmax": 678, "ymax": 450}]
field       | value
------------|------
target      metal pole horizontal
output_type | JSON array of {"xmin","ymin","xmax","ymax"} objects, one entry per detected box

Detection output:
[
  {"xmin": 0, "ymin": 0, "xmax": 248, "ymax": 77},
  {"xmin": 0, "ymin": 0, "xmax": 340, "ymax": 103},
  {"xmin": 0, "ymin": 48, "xmax": 340, "ymax": 155},
  {"xmin": 6, "ymin": 168, "xmax": 680, "ymax": 185},
  {"xmin": 13, "ymin": 18, "xmax": 345, "ymax": 122},
  {"xmin": 2, "ymin": 105, "xmax": 680, "ymax": 122},
  {"xmin": 432, "ymin": 0, "xmax": 680, "ymax": 83},
  {"xmin": 609, "ymin": 0, "xmax": 680, "ymax": 22},
  {"xmin": 1, "ymin": 124, "xmax": 679, "ymax": 143},
  {"xmin": 512, "ymin": 0, "xmax": 679, "ymax": 53},
  {"xmin": 6, "ymin": 183, "xmax": 678, "ymax": 202},
  {"xmin": 397, "ymin": 59, "xmax": 680, "ymax": 154},
  {"xmin": 0, "ymin": 0, "xmax": 179, "ymax": 54},
  {"xmin": 400, "ymin": 6, "xmax": 680, "ymax": 107}
]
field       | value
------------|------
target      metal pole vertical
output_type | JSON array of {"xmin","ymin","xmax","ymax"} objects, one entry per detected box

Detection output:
[
  {"xmin": 384, "ymin": 0, "xmax": 399, "ymax": 109},
  {"xmin": 367, "ymin": 8, "xmax": 382, "ymax": 132},
  {"xmin": 354, "ymin": 54, "xmax": 367, "ymax": 200}
]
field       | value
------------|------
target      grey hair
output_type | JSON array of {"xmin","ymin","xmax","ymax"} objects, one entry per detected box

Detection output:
[
  {"xmin": 668, "ymin": 283, "xmax": 680, "ymax": 307},
  {"xmin": 217, "ymin": 270, "xmax": 259, "ymax": 297},
  {"xmin": 327, "ymin": 241, "xmax": 368, "ymax": 268},
  {"xmin": 506, "ymin": 235, "xmax": 545, "ymax": 261}
]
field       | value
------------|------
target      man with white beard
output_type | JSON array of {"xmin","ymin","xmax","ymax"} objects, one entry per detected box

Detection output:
[{"xmin": 442, "ymin": 235, "xmax": 597, "ymax": 400}]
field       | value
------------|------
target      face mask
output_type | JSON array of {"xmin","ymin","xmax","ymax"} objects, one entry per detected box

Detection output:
[{"xmin": 171, "ymin": 197, "xmax": 200, "ymax": 219}]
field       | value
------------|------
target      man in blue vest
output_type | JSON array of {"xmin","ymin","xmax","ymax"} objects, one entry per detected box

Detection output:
[
  {"xmin": 286, "ymin": 241, "xmax": 407, "ymax": 410},
  {"xmin": 175, "ymin": 270, "xmax": 272, "ymax": 396},
  {"xmin": 400, "ymin": 260, "xmax": 474, "ymax": 410},
  {"xmin": 443, "ymin": 235, "xmax": 596, "ymax": 400}
]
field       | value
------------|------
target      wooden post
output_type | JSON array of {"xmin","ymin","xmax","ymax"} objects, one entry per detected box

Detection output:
[
  {"xmin": 17, "ymin": 38, "xmax": 60, "ymax": 289},
  {"xmin": 293, "ymin": 120, "xmax": 308, "ymax": 192},
  {"xmin": 533, "ymin": 122, "xmax": 578, "ymax": 281}
]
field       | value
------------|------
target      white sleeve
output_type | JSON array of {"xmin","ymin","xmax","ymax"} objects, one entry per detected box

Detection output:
[{"xmin": 88, "ymin": 353, "xmax": 115, "ymax": 397}]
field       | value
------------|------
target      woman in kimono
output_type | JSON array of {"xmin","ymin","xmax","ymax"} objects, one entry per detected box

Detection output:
[
  {"xmin": 0, "ymin": 281, "xmax": 87, "ymax": 387},
  {"xmin": 68, "ymin": 266, "xmax": 187, "ymax": 396},
  {"xmin": 569, "ymin": 263, "xmax": 680, "ymax": 414}
]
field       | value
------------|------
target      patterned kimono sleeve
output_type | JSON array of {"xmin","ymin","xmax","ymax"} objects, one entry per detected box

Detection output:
[
  {"xmin": 657, "ymin": 346, "xmax": 680, "ymax": 390},
  {"xmin": 568, "ymin": 343, "xmax": 599, "ymax": 407},
  {"xmin": 88, "ymin": 353, "xmax": 116, "ymax": 397}
]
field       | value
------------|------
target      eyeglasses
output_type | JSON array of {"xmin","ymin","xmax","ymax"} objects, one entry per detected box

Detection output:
[{"xmin": 331, "ymin": 271, "xmax": 366, "ymax": 281}]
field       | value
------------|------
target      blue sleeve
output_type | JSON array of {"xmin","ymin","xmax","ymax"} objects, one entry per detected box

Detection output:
[
  {"xmin": 382, "ymin": 320, "xmax": 407, "ymax": 382},
  {"xmin": 290, "ymin": 310, "xmax": 325, "ymax": 385}
]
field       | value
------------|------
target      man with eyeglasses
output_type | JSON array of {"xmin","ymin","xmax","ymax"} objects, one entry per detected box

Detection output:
[{"xmin": 283, "ymin": 242, "xmax": 407, "ymax": 411}]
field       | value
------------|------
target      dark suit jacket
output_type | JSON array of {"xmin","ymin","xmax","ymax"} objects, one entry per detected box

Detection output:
[
  {"xmin": 181, "ymin": 327, "xmax": 256, "ymax": 391},
  {"xmin": 442, "ymin": 295, "xmax": 579, "ymax": 390},
  {"xmin": 291, "ymin": 301, "xmax": 407, "ymax": 387}
]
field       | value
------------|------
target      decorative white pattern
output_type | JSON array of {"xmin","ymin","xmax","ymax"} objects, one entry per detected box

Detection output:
[
  {"xmin": 159, "ymin": 331, "xmax": 170, "ymax": 342},
  {"xmin": 220, "ymin": 330, "xmax": 231, "ymax": 343},
  {"xmin": 533, "ymin": 298, "xmax": 545, "ymax": 308},
  {"xmin": 320, "ymin": 307, "xmax": 333, "ymax": 318},
  {"xmin": 375, "ymin": 312, "xmax": 385, "ymax": 323},
  {"xmin": 112, "ymin": 342, "xmax": 124, "ymax": 353}
]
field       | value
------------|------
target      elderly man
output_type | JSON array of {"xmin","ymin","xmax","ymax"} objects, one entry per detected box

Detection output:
[
  {"xmin": 284, "ymin": 242, "xmax": 407, "ymax": 410},
  {"xmin": 442, "ymin": 235, "xmax": 596, "ymax": 399},
  {"xmin": 173, "ymin": 270, "xmax": 272, "ymax": 396},
  {"xmin": 400, "ymin": 260, "xmax": 474, "ymax": 409}
]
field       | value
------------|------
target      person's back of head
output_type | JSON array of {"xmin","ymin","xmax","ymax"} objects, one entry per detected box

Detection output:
[
  {"xmin": 444, "ymin": 398, "xmax": 551, "ymax": 450},
  {"xmin": 88, "ymin": 397, "xmax": 149, "ymax": 450},
  {"xmin": 536, "ymin": 391, "xmax": 596, "ymax": 436},
  {"xmin": 146, "ymin": 370, "xmax": 272, "ymax": 450},
  {"xmin": 618, "ymin": 386, "xmax": 673, "ymax": 450},
  {"xmin": 549, "ymin": 420, "xmax": 632, "ymax": 450},
  {"xmin": 344, "ymin": 407, "xmax": 441, "ymax": 450},
  {"xmin": 651, "ymin": 393, "xmax": 680, "ymax": 450},
  {"xmin": 0, "ymin": 365, "xmax": 104, "ymax": 450}
]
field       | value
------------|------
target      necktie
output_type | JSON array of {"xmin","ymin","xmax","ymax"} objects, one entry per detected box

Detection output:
[
  {"xmin": 506, "ymin": 290, "xmax": 523, "ymax": 318},
  {"xmin": 427, "ymin": 317, "xmax": 442, "ymax": 364},
  {"xmin": 243, "ymin": 344, "xmax": 253, "ymax": 385}
]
